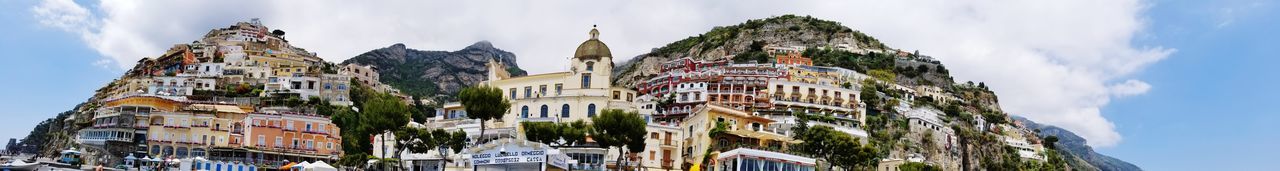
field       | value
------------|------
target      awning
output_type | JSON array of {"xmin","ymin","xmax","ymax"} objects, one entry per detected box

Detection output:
[{"xmin": 726, "ymin": 129, "xmax": 796, "ymax": 143}]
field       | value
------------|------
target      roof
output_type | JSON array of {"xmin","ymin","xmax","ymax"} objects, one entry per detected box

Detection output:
[
  {"xmin": 574, "ymin": 27, "xmax": 611, "ymax": 60},
  {"xmin": 185, "ymin": 104, "xmax": 248, "ymax": 114},
  {"xmin": 717, "ymin": 148, "xmax": 816, "ymax": 165}
]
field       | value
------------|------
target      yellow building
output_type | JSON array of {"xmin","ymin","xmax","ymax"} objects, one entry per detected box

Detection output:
[
  {"xmin": 145, "ymin": 103, "xmax": 249, "ymax": 159},
  {"xmin": 680, "ymin": 105, "xmax": 795, "ymax": 167}
]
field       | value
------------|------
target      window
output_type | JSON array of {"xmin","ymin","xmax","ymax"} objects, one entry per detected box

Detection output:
[
  {"xmin": 555, "ymin": 84, "xmax": 563, "ymax": 95},
  {"xmin": 613, "ymin": 91, "xmax": 620, "ymax": 100},
  {"xmin": 540, "ymin": 85, "xmax": 547, "ymax": 96},
  {"xmin": 306, "ymin": 123, "xmax": 312, "ymax": 132},
  {"xmin": 307, "ymin": 140, "xmax": 314, "ymax": 149},
  {"xmin": 292, "ymin": 138, "xmax": 299, "ymax": 149},
  {"xmin": 521, "ymin": 106, "xmax": 529, "ymax": 118},
  {"xmin": 324, "ymin": 83, "xmax": 332, "ymax": 90},
  {"xmin": 586, "ymin": 61, "xmax": 595, "ymax": 71},
  {"xmin": 275, "ymin": 137, "xmax": 283, "ymax": 147},
  {"xmin": 540, "ymin": 105, "xmax": 549, "ymax": 118},
  {"xmin": 524, "ymin": 87, "xmax": 532, "ymax": 98},
  {"xmin": 509, "ymin": 88, "xmax": 517, "ymax": 99},
  {"xmin": 587, "ymin": 104, "xmax": 597, "ymax": 117},
  {"xmin": 286, "ymin": 121, "xmax": 294, "ymax": 130},
  {"xmin": 581, "ymin": 74, "xmax": 592, "ymax": 88},
  {"xmin": 258, "ymin": 135, "xmax": 265, "ymax": 145},
  {"xmin": 561, "ymin": 104, "xmax": 570, "ymax": 118}
]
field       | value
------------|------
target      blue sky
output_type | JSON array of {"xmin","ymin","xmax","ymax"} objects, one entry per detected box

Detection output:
[
  {"xmin": 0, "ymin": 0, "xmax": 1275, "ymax": 170},
  {"xmin": 1098, "ymin": 0, "xmax": 1279, "ymax": 170}
]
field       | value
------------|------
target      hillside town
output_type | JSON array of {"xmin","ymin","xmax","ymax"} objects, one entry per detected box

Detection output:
[{"xmin": 10, "ymin": 17, "xmax": 1065, "ymax": 171}]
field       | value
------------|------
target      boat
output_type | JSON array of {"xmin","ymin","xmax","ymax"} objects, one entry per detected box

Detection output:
[{"xmin": 0, "ymin": 160, "xmax": 43, "ymax": 171}]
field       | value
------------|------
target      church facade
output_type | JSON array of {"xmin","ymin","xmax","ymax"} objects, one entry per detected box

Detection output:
[{"xmin": 481, "ymin": 27, "xmax": 639, "ymax": 127}]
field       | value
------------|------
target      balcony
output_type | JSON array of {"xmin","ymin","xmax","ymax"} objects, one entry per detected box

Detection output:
[{"xmin": 662, "ymin": 159, "xmax": 676, "ymax": 169}]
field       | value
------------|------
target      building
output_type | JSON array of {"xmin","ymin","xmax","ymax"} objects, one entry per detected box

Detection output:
[
  {"xmin": 479, "ymin": 26, "xmax": 637, "ymax": 127},
  {"xmin": 144, "ymin": 103, "xmax": 249, "ymax": 161},
  {"xmin": 77, "ymin": 95, "xmax": 185, "ymax": 165},
  {"xmin": 714, "ymin": 148, "xmax": 816, "ymax": 171},
  {"xmin": 319, "ymin": 74, "xmax": 353, "ymax": 106},
  {"xmin": 774, "ymin": 52, "xmax": 813, "ymax": 66},
  {"xmin": 264, "ymin": 76, "xmax": 321, "ymax": 98},
  {"xmin": 680, "ymin": 105, "xmax": 794, "ymax": 169},
  {"xmin": 762, "ymin": 80, "xmax": 865, "ymax": 128},
  {"xmin": 341, "ymin": 64, "xmax": 381, "ymax": 87},
  {"xmin": 1003, "ymin": 136, "xmax": 1046, "ymax": 161},
  {"xmin": 640, "ymin": 123, "xmax": 683, "ymax": 170},
  {"xmin": 240, "ymin": 109, "xmax": 343, "ymax": 164},
  {"xmin": 149, "ymin": 76, "xmax": 197, "ymax": 96}
]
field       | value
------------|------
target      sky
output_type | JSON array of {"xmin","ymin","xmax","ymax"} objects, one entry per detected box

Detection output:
[{"xmin": 0, "ymin": 0, "xmax": 1274, "ymax": 170}]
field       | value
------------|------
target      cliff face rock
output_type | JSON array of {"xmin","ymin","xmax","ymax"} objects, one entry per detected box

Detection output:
[
  {"xmin": 1015, "ymin": 116, "xmax": 1143, "ymax": 171},
  {"xmin": 612, "ymin": 15, "xmax": 887, "ymax": 88},
  {"xmin": 342, "ymin": 41, "xmax": 526, "ymax": 100}
]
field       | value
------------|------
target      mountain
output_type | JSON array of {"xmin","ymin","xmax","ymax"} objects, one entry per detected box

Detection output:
[
  {"xmin": 1014, "ymin": 116, "xmax": 1143, "ymax": 171},
  {"xmin": 342, "ymin": 41, "xmax": 526, "ymax": 101}
]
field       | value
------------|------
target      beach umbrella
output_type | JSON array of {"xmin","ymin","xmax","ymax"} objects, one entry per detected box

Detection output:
[{"xmin": 308, "ymin": 161, "xmax": 337, "ymax": 171}]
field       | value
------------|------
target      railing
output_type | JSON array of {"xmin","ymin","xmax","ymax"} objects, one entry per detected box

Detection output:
[{"xmin": 517, "ymin": 117, "xmax": 557, "ymax": 123}]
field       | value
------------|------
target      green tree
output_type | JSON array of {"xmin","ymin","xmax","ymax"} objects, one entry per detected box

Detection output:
[
  {"xmin": 868, "ymin": 69, "xmax": 896, "ymax": 83},
  {"xmin": 590, "ymin": 109, "xmax": 647, "ymax": 169},
  {"xmin": 458, "ymin": 85, "xmax": 511, "ymax": 144},
  {"xmin": 793, "ymin": 125, "xmax": 880, "ymax": 170},
  {"xmin": 362, "ymin": 92, "xmax": 412, "ymax": 166},
  {"xmin": 899, "ymin": 162, "xmax": 941, "ymax": 171},
  {"xmin": 410, "ymin": 96, "xmax": 431, "ymax": 123},
  {"xmin": 1042, "ymin": 136, "xmax": 1059, "ymax": 149},
  {"xmin": 521, "ymin": 120, "xmax": 589, "ymax": 147}
]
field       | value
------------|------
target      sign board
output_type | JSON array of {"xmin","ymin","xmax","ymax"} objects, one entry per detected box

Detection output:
[{"xmin": 471, "ymin": 150, "xmax": 546, "ymax": 166}]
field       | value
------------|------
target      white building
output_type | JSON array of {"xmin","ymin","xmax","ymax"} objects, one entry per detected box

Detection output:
[
  {"xmin": 714, "ymin": 148, "xmax": 817, "ymax": 171},
  {"xmin": 265, "ymin": 76, "xmax": 321, "ymax": 98},
  {"xmin": 640, "ymin": 123, "xmax": 683, "ymax": 170},
  {"xmin": 149, "ymin": 76, "xmax": 196, "ymax": 96},
  {"xmin": 479, "ymin": 27, "xmax": 637, "ymax": 127},
  {"xmin": 1003, "ymin": 136, "xmax": 1046, "ymax": 161}
]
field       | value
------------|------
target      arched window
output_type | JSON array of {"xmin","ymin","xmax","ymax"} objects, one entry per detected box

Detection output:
[
  {"xmin": 521, "ymin": 106, "xmax": 529, "ymax": 118},
  {"xmin": 586, "ymin": 61, "xmax": 595, "ymax": 71},
  {"xmin": 588, "ymin": 104, "xmax": 597, "ymax": 117},
  {"xmin": 540, "ymin": 105, "xmax": 549, "ymax": 118},
  {"xmin": 561, "ymin": 104, "xmax": 571, "ymax": 118}
]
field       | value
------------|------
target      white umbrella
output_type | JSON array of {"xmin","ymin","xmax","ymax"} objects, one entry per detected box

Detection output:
[
  {"xmin": 293, "ymin": 161, "xmax": 311, "ymax": 171},
  {"xmin": 308, "ymin": 161, "xmax": 337, "ymax": 171}
]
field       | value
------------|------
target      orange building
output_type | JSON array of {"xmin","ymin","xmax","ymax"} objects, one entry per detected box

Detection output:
[
  {"xmin": 243, "ymin": 112, "xmax": 342, "ymax": 163},
  {"xmin": 775, "ymin": 52, "xmax": 813, "ymax": 66}
]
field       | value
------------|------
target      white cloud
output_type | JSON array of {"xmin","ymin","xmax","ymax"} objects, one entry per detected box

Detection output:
[
  {"xmin": 1111, "ymin": 80, "xmax": 1152, "ymax": 98},
  {"xmin": 91, "ymin": 59, "xmax": 113, "ymax": 69},
  {"xmin": 33, "ymin": 0, "xmax": 1169, "ymax": 147}
]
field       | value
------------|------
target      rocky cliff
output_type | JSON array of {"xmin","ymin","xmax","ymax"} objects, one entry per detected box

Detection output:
[
  {"xmin": 1015, "ymin": 116, "xmax": 1143, "ymax": 171},
  {"xmin": 342, "ymin": 41, "xmax": 526, "ymax": 101}
]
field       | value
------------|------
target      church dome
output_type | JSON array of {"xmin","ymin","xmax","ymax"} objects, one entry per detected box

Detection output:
[{"xmin": 574, "ymin": 26, "xmax": 612, "ymax": 60}]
